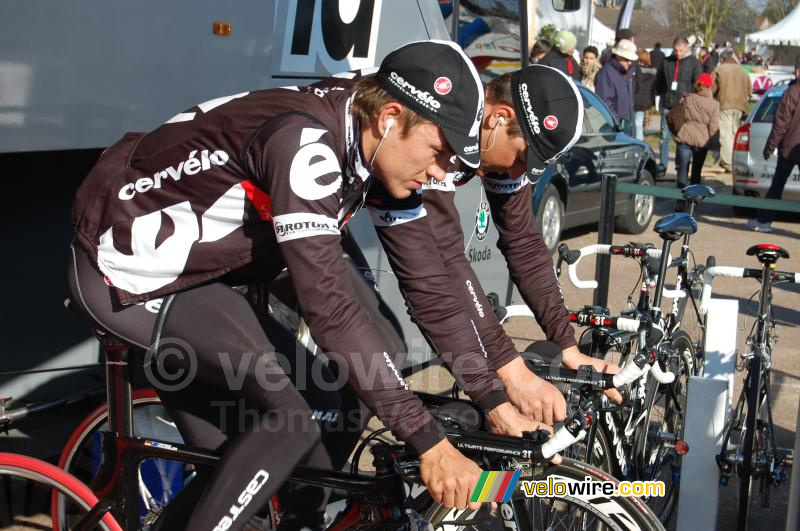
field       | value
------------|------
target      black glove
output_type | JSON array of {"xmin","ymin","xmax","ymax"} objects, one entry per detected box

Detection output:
[{"xmin": 763, "ymin": 146, "xmax": 773, "ymax": 161}]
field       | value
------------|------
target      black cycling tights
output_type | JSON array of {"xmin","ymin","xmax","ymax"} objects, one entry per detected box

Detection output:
[{"xmin": 67, "ymin": 246, "xmax": 399, "ymax": 530}]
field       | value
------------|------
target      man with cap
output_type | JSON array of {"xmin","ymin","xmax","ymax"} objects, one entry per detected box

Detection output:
[
  {"xmin": 595, "ymin": 39, "xmax": 638, "ymax": 133},
  {"xmin": 538, "ymin": 29, "xmax": 582, "ymax": 81},
  {"xmin": 67, "ymin": 40, "xmax": 547, "ymax": 530},
  {"xmin": 418, "ymin": 64, "xmax": 623, "ymax": 422}
]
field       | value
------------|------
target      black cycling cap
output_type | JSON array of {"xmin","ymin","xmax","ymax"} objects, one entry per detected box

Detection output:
[
  {"xmin": 377, "ymin": 40, "xmax": 484, "ymax": 168},
  {"xmin": 510, "ymin": 64, "xmax": 584, "ymax": 177}
]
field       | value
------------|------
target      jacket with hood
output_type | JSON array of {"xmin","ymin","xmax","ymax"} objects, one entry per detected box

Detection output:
[{"xmin": 675, "ymin": 86, "xmax": 720, "ymax": 148}]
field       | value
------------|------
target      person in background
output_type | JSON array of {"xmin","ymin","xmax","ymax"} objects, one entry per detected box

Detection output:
[
  {"xmin": 711, "ymin": 43, "xmax": 720, "ymax": 64},
  {"xmin": 601, "ymin": 28, "xmax": 636, "ymax": 65},
  {"xmin": 699, "ymin": 46, "xmax": 717, "ymax": 74},
  {"xmin": 634, "ymin": 48, "xmax": 656, "ymax": 141},
  {"xmin": 595, "ymin": 39, "xmax": 637, "ymax": 133},
  {"xmin": 713, "ymin": 49, "xmax": 752, "ymax": 172},
  {"xmin": 529, "ymin": 39, "xmax": 551, "ymax": 64},
  {"xmin": 581, "ymin": 45, "xmax": 602, "ymax": 91},
  {"xmin": 748, "ymin": 57, "xmax": 800, "ymax": 232},
  {"xmin": 650, "ymin": 42, "xmax": 665, "ymax": 74},
  {"xmin": 538, "ymin": 29, "xmax": 581, "ymax": 81},
  {"xmin": 654, "ymin": 37, "xmax": 702, "ymax": 175},
  {"xmin": 673, "ymin": 73, "xmax": 720, "ymax": 202}
]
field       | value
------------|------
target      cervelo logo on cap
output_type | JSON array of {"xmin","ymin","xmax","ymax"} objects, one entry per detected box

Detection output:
[
  {"xmin": 388, "ymin": 71, "xmax": 441, "ymax": 112},
  {"xmin": 544, "ymin": 115, "xmax": 559, "ymax": 130},
  {"xmin": 463, "ymin": 143, "xmax": 479, "ymax": 154},
  {"xmin": 518, "ymin": 83, "xmax": 541, "ymax": 135},
  {"xmin": 434, "ymin": 76, "xmax": 452, "ymax": 95}
]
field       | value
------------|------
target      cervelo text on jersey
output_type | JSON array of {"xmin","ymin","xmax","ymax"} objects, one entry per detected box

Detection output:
[
  {"xmin": 465, "ymin": 279, "xmax": 485, "ymax": 318},
  {"xmin": 519, "ymin": 83, "xmax": 541, "ymax": 135},
  {"xmin": 117, "ymin": 149, "xmax": 230, "ymax": 200},
  {"xmin": 213, "ymin": 469, "xmax": 269, "ymax": 531},
  {"xmin": 387, "ymin": 71, "xmax": 441, "ymax": 112}
]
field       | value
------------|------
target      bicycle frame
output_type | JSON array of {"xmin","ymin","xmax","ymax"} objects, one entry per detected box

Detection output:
[{"xmin": 81, "ymin": 335, "xmax": 587, "ymax": 531}]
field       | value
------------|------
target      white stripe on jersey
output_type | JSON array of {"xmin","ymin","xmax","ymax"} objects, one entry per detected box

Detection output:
[
  {"xmin": 368, "ymin": 204, "xmax": 427, "ymax": 227},
  {"xmin": 272, "ymin": 213, "xmax": 340, "ymax": 242},
  {"xmin": 482, "ymin": 174, "xmax": 530, "ymax": 195},
  {"xmin": 421, "ymin": 172, "xmax": 456, "ymax": 192}
]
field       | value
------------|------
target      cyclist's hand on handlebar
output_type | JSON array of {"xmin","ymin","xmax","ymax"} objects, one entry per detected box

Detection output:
[
  {"xmin": 487, "ymin": 403, "xmax": 562, "ymax": 464},
  {"xmin": 419, "ymin": 439, "xmax": 483, "ymax": 511},
  {"xmin": 562, "ymin": 346, "xmax": 623, "ymax": 404},
  {"xmin": 497, "ymin": 357, "xmax": 567, "ymax": 425}
]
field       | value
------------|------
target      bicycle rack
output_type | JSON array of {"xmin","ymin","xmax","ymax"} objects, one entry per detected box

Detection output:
[{"xmin": 676, "ymin": 298, "xmax": 738, "ymax": 531}]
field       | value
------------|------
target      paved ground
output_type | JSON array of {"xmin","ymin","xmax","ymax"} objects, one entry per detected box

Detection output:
[{"xmin": 1, "ymin": 163, "xmax": 796, "ymax": 530}]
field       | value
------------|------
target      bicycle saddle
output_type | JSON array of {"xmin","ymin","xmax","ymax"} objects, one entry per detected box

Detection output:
[
  {"xmin": 681, "ymin": 184, "xmax": 716, "ymax": 203},
  {"xmin": 746, "ymin": 243, "xmax": 789, "ymax": 264},
  {"xmin": 653, "ymin": 212, "xmax": 697, "ymax": 240}
]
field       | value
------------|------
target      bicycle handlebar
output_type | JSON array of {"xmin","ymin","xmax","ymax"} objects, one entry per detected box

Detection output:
[
  {"xmin": 565, "ymin": 244, "xmax": 675, "ymax": 292},
  {"xmin": 567, "ymin": 308, "xmax": 675, "ymax": 385},
  {"xmin": 539, "ymin": 412, "xmax": 587, "ymax": 459},
  {"xmin": 699, "ymin": 266, "xmax": 800, "ymax": 315}
]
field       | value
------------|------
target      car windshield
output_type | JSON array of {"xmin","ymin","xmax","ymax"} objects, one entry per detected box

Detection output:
[
  {"xmin": 753, "ymin": 95, "xmax": 783, "ymax": 123},
  {"xmin": 581, "ymin": 88, "xmax": 616, "ymax": 133}
]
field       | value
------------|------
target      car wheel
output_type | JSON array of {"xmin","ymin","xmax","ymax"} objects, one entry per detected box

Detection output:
[
  {"xmin": 536, "ymin": 185, "xmax": 564, "ymax": 254},
  {"xmin": 616, "ymin": 169, "xmax": 654, "ymax": 233}
]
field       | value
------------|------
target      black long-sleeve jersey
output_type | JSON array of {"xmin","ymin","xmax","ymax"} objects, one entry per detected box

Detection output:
[{"xmin": 71, "ymin": 72, "xmax": 507, "ymax": 452}]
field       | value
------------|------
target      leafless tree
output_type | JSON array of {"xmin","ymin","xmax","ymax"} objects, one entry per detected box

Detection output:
[
  {"xmin": 751, "ymin": 0, "xmax": 799, "ymax": 23},
  {"xmin": 677, "ymin": 0, "xmax": 734, "ymax": 46}
]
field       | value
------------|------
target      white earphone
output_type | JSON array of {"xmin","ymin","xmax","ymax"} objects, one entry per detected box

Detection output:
[
  {"xmin": 498, "ymin": 116, "xmax": 506, "ymax": 125},
  {"xmin": 383, "ymin": 118, "xmax": 395, "ymax": 139}
]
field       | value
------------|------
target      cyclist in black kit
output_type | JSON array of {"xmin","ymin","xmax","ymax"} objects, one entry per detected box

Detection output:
[
  {"xmin": 417, "ymin": 64, "xmax": 623, "ymax": 419},
  {"xmin": 67, "ymin": 41, "xmax": 553, "ymax": 530}
]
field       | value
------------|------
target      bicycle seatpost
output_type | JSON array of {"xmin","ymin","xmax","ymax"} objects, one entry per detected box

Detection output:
[
  {"xmin": 680, "ymin": 202, "xmax": 696, "ymax": 261},
  {"xmin": 755, "ymin": 261, "xmax": 774, "ymax": 353},
  {"xmin": 94, "ymin": 331, "xmax": 133, "ymax": 438},
  {"xmin": 651, "ymin": 237, "xmax": 675, "ymax": 317}
]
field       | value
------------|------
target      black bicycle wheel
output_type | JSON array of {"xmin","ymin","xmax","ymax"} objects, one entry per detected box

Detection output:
[
  {"xmin": 565, "ymin": 424, "xmax": 614, "ymax": 476},
  {"xmin": 673, "ymin": 256, "xmax": 714, "ymax": 373},
  {"xmin": 737, "ymin": 351, "xmax": 764, "ymax": 531},
  {"xmin": 635, "ymin": 330, "xmax": 692, "ymax": 524},
  {"xmin": 423, "ymin": 458, "xmax": 664, "ymax": 531}
]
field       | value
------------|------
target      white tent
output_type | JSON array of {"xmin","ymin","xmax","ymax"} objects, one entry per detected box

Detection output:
[
  {"xmin": 588, "ymin": 17, "xmax": 615, "ymax": 50},
  {"xmin": 747, "ymin": 3, "xmax": 800, "ymax": 46}
]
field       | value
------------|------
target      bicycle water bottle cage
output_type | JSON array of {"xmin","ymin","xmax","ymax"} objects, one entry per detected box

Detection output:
[
  {"xmin": 654, "ymin": 212, "xmax": 697, "ymax": 241},
  {"xmin": 746, "ymin": 243, "xmax": 789, "ymax": 265},
  {"xmin": 681, "ymin": 184, "xmax": 716, "ymax": 203}
]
